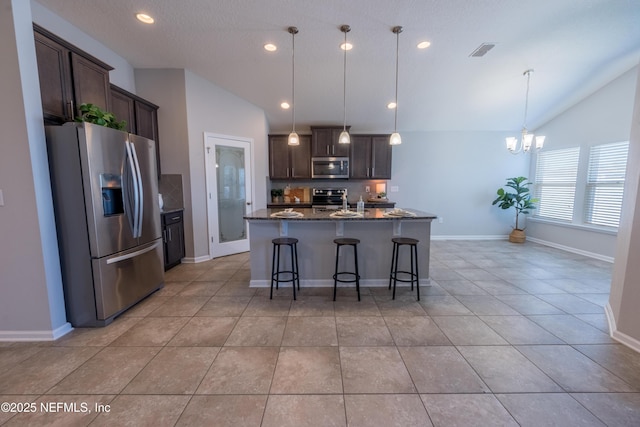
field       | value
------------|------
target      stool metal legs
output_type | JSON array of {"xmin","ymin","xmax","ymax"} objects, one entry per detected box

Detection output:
[
  {"xmin": 270, "ymin": 238, "xmax": 300, "ymax": 300},
  {"xmin": 388, "ymin": 238, "xmax": 420, "ymax": 301},
  {"xmin": 333, "ymin": 239, "xmax": 361, "ymax": 301}
]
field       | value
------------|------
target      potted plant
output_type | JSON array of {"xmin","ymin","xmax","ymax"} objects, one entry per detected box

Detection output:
[
  {"xmin": 492, "ymin": 176, "xmax": 538, "ymax": 243},
  {"xmin": 271, "ymin": 188, "xmax": 284, "ymax": 203},
  {"xmin": 75, "ymin": 103, "xmax": 127, "ymax": 130}
]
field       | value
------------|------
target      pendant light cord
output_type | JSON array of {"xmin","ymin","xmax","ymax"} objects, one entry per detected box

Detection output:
[
  {"xmin": 393, "ymin": 26, "xmax": 402, "ymax": 133},
  {"xmin": 289, "ymin": 27, "xmax": 298, "ymax": 134},
  {"xmin": 343, "ymin": 27, "xmax": 348, "ymax": 132},
  {"xmin": 522, "ymin": 69, "xmax": 533, "ymax": 130},
  {"xmin": 292, "ymin": 29, "xmax": 296, "ymax": 133}
]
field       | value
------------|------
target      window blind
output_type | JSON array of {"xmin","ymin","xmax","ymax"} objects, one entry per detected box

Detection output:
[
  {"xmin": 584, "ymin": 141, "xmax": 629, "ymax": 228},
  {"xmin": 534, "ymin": 147, "xmax": 580, "ymax": 221}
]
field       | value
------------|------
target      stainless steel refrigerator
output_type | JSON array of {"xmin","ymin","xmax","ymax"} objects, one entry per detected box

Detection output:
[{"xmin": 46, "ymin": 122, "xmax": 164, "ymax": 327}]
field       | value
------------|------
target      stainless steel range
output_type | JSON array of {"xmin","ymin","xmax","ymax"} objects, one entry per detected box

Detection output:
[{"xmin": 312, "ymin": 188, "xmax": 347, "ymax": 210}]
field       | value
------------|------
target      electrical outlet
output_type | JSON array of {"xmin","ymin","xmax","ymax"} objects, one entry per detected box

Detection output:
[
  {"xmin": 390, "ymin": 186, "xmax": 399, "ymax": 192},
  {"xmin": 365, "ymin": 186, "xmax": 370, "ymax": 193},
  {"xmin": 0, "ymin": 189, "xmax": 4, "ymax": 206},
  {"xmin": 438, "ymin": 217, "xmax": 443, "ymax": 223}
]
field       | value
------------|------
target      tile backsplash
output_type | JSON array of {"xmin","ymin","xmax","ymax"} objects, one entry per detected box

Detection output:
[
  {"xmin": 269, "ymin": 179, "xmax": 387, "ymax": 203},
  {"xmin": 158, "ymin": 174, "xmax": 184, "ymax": 209}
]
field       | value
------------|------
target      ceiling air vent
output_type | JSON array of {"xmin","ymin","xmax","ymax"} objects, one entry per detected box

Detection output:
[{"xmin": 469, "ymin": 43, "xmax": 496, "ymax": 57}]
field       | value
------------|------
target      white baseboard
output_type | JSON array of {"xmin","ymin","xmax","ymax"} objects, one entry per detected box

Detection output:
[
  {"xmin": 605, "ymin": 303, "xmax": 640, "ymax": 353},
  {"xmin": 0, "ymin": 322, "xmax": 73, "ymax": 342},
  {"xmin": 181, "ymin": 255, "xmax": 211, "ymax": 264},
  {"xmin": 526, "ymin": 237, "xmax": 614, "ymax": 262},
  {"xmin": 431, "ymin": 235, "xmax": 507, "ymax": 241}
]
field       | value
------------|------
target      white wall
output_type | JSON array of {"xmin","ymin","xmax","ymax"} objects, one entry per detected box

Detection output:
[
  {"xmin": 134, "ymin": 69, "xmax": 193, "ymax": 254},
  {"xmin": 388, "ymin": 131, "xmax": 529, "ymax": 238},
  {"xmin": 0, "ymin": 0, "xmax": 69, "ymax": 339},
  {"xmin": 184, "ymin": 70, "xmax": 269, "ymax": 259},
  {"xmin": 609, "ymin": 66, "xmax": 640, "ymax": 351},
  {"xmin": 31, "ymin": 0, "xmax": 136, "ymax": 91},
  {"xmin": 135, "ymin": 69, "xmax": 269, "ymax": 261},
  {"xmin": 526, "ymin": 66, "xmax": 638, "ymax": 259}
]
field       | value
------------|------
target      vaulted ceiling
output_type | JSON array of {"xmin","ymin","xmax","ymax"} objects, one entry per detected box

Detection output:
[{"xmin": 35, "ymin": 0, "xmax": 640, "ymax": 134}]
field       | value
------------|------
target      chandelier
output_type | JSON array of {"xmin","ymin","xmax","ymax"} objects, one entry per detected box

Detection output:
[{"xmin": 506, "ymin": 69, "xmax": 545, "ymax": 154}]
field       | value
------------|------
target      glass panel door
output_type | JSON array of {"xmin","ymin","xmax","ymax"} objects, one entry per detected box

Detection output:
[
  {"xmin": 205, "ymin": 134, "xmax": 252, "ymax": 258},
  {"xmin": 216, "ymin": 145, "xmax": 247, "ymax": 243}
]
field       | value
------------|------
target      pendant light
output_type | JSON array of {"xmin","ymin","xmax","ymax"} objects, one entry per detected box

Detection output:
[
  {"xmin": 389, "ymin": 26, "xmax": 403, "ymax": 146},
  {"xmin": 506, "ymin": 69, "xmax": 545, "ymax": 154},
  {"xmin": 288, "ymin": 26, "xmax": 300, "ymax": 146},
  {"xmin": 338, "ymin": 25, "xmax": 351, "ymax": 145}
]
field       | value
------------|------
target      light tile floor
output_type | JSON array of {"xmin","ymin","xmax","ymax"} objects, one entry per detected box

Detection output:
[{"xmin": 1, "ymin": 240, "xmax": 640, "ymax": 426}]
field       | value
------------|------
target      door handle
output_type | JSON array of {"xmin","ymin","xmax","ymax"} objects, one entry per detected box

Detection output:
[{"xmin": 246, "ymin": 202, "xmax": 252, "ymax": 205}]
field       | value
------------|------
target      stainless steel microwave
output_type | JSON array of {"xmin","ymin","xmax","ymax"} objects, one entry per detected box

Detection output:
[{"xmin": 311, "ymin": 157, "xmax": 349, "ymax": 179}]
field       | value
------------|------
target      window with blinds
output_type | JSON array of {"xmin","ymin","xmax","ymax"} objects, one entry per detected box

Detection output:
[
  {"xmin": 584, "ymin": 141, "xmax": 629, "ymax": 228},
  {"xmin": 534, "ymin": 147, "xmax": 580, "ymax": 221}
]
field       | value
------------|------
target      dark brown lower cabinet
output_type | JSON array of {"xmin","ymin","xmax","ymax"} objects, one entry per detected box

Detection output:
[{"xmin": 162, "ymin": 211, "xmax": 185, "ymax": 271}]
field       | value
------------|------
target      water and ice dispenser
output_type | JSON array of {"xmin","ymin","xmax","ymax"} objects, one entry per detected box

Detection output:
[{"xmin": 100, "ymin": 173, "xmax": 123, "ymax": 216}]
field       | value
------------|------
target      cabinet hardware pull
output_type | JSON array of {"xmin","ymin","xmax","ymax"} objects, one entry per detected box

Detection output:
[
  {"xmin": 171, "ymin": 216, "xmax": 180, "ymax": 220},
  {"xmin": 67, "ymin": 100, "xmax": 75, "ymax": 119},
  {"xmin": 168, "ymin": 228, "xmax": 172, "ymax": 241}
]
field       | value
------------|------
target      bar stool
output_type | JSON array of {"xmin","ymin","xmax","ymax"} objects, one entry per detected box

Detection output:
[
  {"xmin": 333, "ymin": 238, "xmax": 361, "ymax": 301},
  {"xmin": 270, "ymin": 237, "xmax": 300, "ymax": 300},
  {"xmin": 388, "ymin": 237, "xmax": 420, "ymax": 300}
]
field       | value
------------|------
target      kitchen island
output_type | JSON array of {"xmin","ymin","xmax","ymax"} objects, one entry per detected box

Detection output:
[{"xmin": 244, "ymin": 208, "xmax": 437, "ymax": 288}]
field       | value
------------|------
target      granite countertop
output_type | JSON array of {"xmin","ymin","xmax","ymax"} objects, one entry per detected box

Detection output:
[
  {"xmin": 160, "ymin": 207, "xmax": 184, "ymax": 214},
  {"xmin": 244, "ymin": 207, "xmax": 436, "ymax": 221}
]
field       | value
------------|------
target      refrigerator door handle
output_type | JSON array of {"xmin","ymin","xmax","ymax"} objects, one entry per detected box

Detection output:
[
  {"xmin": 106, "ymin": 241, "xmax": 161, "ymax": 265},
  {"xmin": 124, "ymin": 141, "xmax": 139, "ymax": 238},
  {"xmin": 129, "ymin": 141, "xmax": 144, "ymax": 238}
]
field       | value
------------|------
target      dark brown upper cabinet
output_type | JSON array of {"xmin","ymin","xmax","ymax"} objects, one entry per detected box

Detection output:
[
  {"xmin": 110, "ymin": 85, "xmax": 161, "ymax": 176},
  {"xmin": 34, "ymin": 25, "xmax": 112, "ymax": 125},
  {"xmin": 350, "ymin": 135, "xmax": 392, "ymax": 179},
  {"xmin": 311, "ymin": 126, "xmax": 351, "ymax": 157},
  {"xmin": 269, "ymin": 134, "xmax": 311, "ymax": 179}
]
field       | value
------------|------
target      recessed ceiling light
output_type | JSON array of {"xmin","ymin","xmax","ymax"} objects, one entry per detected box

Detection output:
[
  {"xmin": 136, "ymin": 13, "xmax": 155, "ymax": 24},
  {"xmin": 387, "ymin": 102, "xmax": 397, "ymax": 109},
  {"xmin": 264, "ymin": 43, "xmax": 277, "ymax": 52},
  {"xmin": 281, "ymin": 102, "xmax": 290, "ymax": 109},
  {"xmin": 417, "ymin": 41, "xmax": 431, "ymax": 49},
  {"xmin": 340, "ymin": 42, "xmax": 353, "ymax": 51}
]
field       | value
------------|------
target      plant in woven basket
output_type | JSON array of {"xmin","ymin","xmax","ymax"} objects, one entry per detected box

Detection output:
[{"xmin": 492, "ymin": 176, "xmax": 538, "ymax": 242}]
